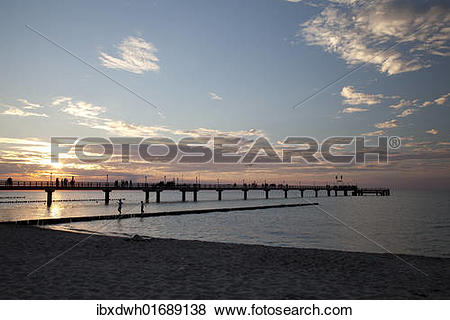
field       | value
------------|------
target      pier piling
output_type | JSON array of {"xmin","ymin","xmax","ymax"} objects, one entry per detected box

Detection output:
[
  {"xmin": 103, "ymin": 189, "xmax": 111, "ymax": 205},
  {"xmin": 45, "ymin": 188, "xmax": 54, "ymax": 207},
  {"xmin": 193, "ymin": 190, "xmax": 198, "ymax": 202}
]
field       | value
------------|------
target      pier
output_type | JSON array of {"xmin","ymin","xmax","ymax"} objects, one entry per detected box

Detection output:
[{"xmin": 0, "ymin": 180, "xmax": 390, "ymax": 207}]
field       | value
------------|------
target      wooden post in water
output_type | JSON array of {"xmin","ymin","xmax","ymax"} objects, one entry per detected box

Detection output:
[
  {"xmin": 45, "ymin": 188, "xmax": 55, "ymax": 207},
  {"xmin": 103, "ymin": 189, "xmax": 110, "ymax": 205},
  {"xmin": 217, "ymin": 190, "xmax": 222, "ymax": 201},
  {"xmin": 182, "ymin": 190, "xmax": 186, "ymax": 202},
  {"xmin": 156, "ymin": 190, "xmax": 161, "ymax": 203},
  {"xmin": 193, "ymin": 190, "xmax": 198, "ymax": 202}
]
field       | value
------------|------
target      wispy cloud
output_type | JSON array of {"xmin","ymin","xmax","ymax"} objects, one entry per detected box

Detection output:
[
  {"xmin": 341, "ymin": 86, "xmax": 385, "ymax": 105},
  {"xmin": 52, "ymin": 97, "xmax": 72, "ymax": 106},
  {"xmin": 374, "ymin": 119, "xmax": 399, "ymax": 129},
  {"xmin": 299, "ymin": 0, "xmax": 450, "ymax": 75},
  {"xmin": 390, "ymin": 99, "xmax": 418, "ymax": 109},
  {"xmin": 342, "ymin": 107, "xmax": 368, "ymax": 113},
  {"xmin": 422, "ymin": 93, "xmax": 450, "ymax": 107},
  {"xmin": 361, "ymin": 130, "xmax": 385, "ymax": 136},
  {"xmin": 435, "ymin": 93, "xmax": 450, "ymax": 105},
  {"xmin": 16, "ymin": 98, "xmax": 44, "ymax": 110},
  {"xmin": 0, "ymin": 105, "xmax": 48, "ymax": 118},
  {"xmin": 99, "ymin": 36, "xmax": 160, "ymax": 74},
  {"xmin": 208, "ymin": 91, "xmax": 223, "ymax": 101},
  {"xmin": 396, "ymin": 108, "xmax": 416, "ymax": 118},
  {"xmin": 53, "ymin": 97, "xmax": 262, "ymax": 138},
  {"xmin": 426, "ymin": 129, "xmax": 439, "ymax": 135},
  {"xmin": 53, "ymin": 97, "xmax": 105, "ymax": 119}
]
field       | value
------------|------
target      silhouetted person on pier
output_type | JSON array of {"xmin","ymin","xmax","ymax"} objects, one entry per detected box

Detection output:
[
  {"xmin": 118, "ymin": 199, "xmax": 123, "ymax": 215},
  {"xmin": 140, "ymin": 201, "xmax": 144, "ymax": 214}
]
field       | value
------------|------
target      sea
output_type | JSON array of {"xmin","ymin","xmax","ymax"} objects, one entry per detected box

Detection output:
[{"xmin": 0, "ymin": 189, "xmax": 449, "ymax": 258}]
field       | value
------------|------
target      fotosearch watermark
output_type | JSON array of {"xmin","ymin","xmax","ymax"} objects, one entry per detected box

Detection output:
[{"xmin": 50, "ymin": 136, "xmax": 401, "ymax": 165}]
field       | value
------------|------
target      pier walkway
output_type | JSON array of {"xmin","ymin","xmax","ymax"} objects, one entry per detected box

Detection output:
[{"xmin": 0, "ymin": 180, "xmax": 390, "ymax": 206}]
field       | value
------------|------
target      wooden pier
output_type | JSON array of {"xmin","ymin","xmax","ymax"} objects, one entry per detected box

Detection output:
[{"xmin": 0, "ymin": 180, "xmax": 390, "ymax": 207}]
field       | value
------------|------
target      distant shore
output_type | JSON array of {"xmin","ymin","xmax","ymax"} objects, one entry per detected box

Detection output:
[{"xmin": 0, "ymin": 225, "xmax": 449, "ymax": 299}]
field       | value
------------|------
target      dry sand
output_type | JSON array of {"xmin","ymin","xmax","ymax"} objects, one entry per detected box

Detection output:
[{"xmin": 0, "ymin": 225, "xmax": 449, "ymax": 299}]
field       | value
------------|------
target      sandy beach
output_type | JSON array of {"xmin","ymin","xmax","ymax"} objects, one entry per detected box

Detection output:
[{"xmin": 0, "ymin": 225, "xmax": 449, "ymax": 299}]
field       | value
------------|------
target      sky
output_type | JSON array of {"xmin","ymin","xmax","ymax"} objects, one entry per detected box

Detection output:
[{"xmin": 0, "ymin": 0, "xmax": 449, "ymax": 189}]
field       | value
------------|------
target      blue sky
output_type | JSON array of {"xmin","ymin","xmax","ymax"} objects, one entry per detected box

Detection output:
[{"xmin": 0, "ymin": 0, "xmax": 449, "ymax": 188}]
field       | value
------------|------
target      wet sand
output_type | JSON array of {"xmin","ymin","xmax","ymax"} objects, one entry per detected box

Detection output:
[{"xmin": 0, "ymin": 225, "xmax": 449, "ymax": 299}]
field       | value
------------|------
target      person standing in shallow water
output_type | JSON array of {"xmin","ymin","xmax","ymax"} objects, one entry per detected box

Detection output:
[{"xmin": 118, "ymin": 199, "xmax": 122, "ymax": 215}]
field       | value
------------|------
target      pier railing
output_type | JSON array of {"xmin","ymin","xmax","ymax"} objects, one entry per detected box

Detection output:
[
  {"xmin": 0, "ymin": 179, "xmax": 390, "ymax": 206},
  {"xmin": 0, "ymin": 180, "xmax": 359, "ymax": 190}
]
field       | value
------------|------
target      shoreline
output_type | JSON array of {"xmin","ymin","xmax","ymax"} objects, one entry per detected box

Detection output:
[
  {"xmin": 49, "ymin": 224, "xmax": 449, "ymax": 260},
  {"xmin": 1, "ymin": 225, "xmax": 449, "ymax": 299}
]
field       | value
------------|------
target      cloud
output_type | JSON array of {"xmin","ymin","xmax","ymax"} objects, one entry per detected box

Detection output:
[
  {"xmin": 16, "ymin": 98, "xmax": 44, "ymax": 110},
  {"xmin": 421, "ymin": 92, "xmax": 450, "ymax": 107},
  {"xmin": 53, "ymin": 97, "xmax": 105, "ymax": 119},
  {"xmin": 426, "ymin": 129, "xmax": 439, "ymax": 135},
  {"xmin": 99, "ymin": 36, "xmax": 159, "ymax": 74},
  {"xmin": 396, "ymin": 108, "xmax": 416, "ymax": 118},
  {"xmin": 341, "ymin": 86, "xmax": 385, "ymax": 105},
  {"xmin": 53, "ymin": 97, "xmax": 263, "ymax": 138},
  {"xmin": 374, "ymin": 119, "xmax": 399, "ymax": 129},
  {"xmin": 0, "ymin": 106, "xmax": 48, "ymax": 118},
  {"xmin": 285, "ymin": 0, "xmax": 358, "ymax": 4},
  {"xmin": 52, "ymin": 97, "xmax": 72, "ymax": 106},
  {"xmin": 342, "ymin": 107, "xmax": 369, "ymax": 113},
  {"xmin": 390, "ymin": 99, "xmax": 418, "ymax": 109},
  {"xmin": 434, "ymin": 93, "xmax": 450, "ymax": 105},
  {"xmin": 208, "ymin": 92, "xmax": 223, "ymax": 101},
  {"xmin": 361, "ymin": 130, "xmax": 385, "ymax": 136},
  {"xmin": 299, "ymin": 0, "xmax": 450, "ymax": 75}
]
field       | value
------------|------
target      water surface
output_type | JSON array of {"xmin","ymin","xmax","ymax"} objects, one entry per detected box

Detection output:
[{"xmin": 0, "ymin": 189, "xmax": 448, "ymax": 258}]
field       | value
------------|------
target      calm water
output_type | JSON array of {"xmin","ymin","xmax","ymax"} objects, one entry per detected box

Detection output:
[{"xmin": 0, "ymin": 189, "xmax": 449, "ymax": 258}]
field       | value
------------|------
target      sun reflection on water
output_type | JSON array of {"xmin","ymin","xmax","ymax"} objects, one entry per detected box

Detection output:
[{"xmin": 47, "ymin": 202, "xmax": 63, "ymax": 218}]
